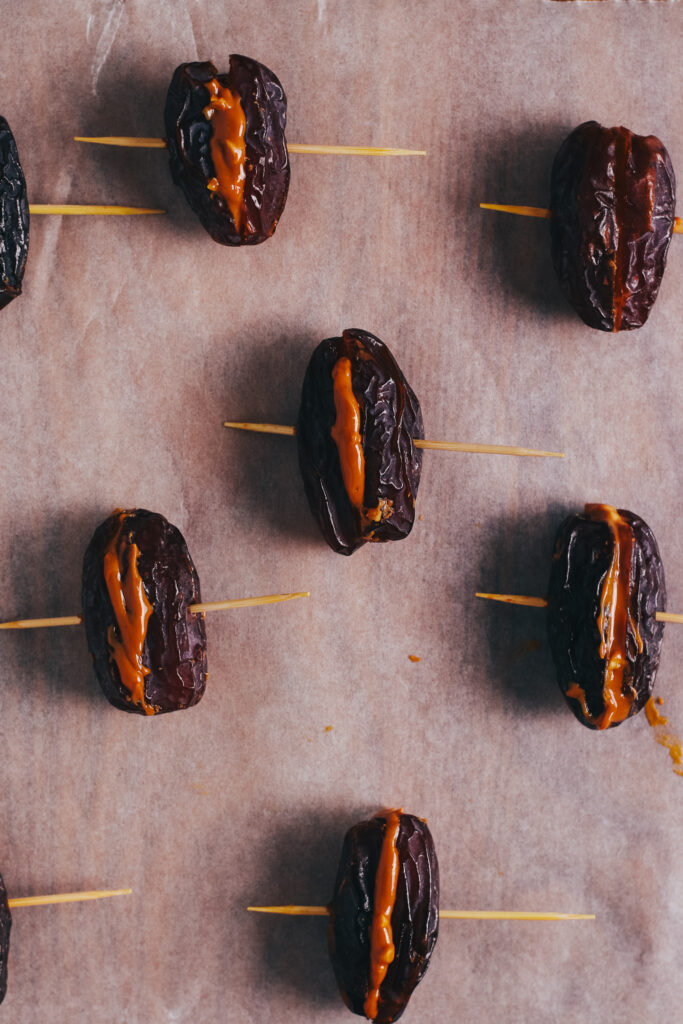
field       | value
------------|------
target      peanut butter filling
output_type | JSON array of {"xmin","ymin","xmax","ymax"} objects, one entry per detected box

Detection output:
[
  {"xmin": 203, "ymin": 78, "xmax": 247, "ymax": 231},
  {"xmin": 103, "ymin": 512, "xmax": 156, "ymax": 716},
  {"xmin": 364, "ymin": 809, "xmax": 402, "ymax": 1020}
]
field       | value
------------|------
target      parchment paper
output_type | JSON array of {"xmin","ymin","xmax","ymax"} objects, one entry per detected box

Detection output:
[{"xmin": 0, "ymin": 1, "xmax": 681, "ymax": 1021}]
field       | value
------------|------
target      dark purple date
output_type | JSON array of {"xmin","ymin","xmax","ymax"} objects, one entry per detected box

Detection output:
[
  {"xmin": 547, "ymin": 504, "xmax": 666, "ymax": 729},
  {"xmin": 164, "ymin": 57, "xmax": 289, "ymax": 245},
  {"xmin": 297, "ymin": 330, "xmax": 424, "ymax": 556},
  {"xmin": 550, "ymin": 121, "xmax": 676, "ymax": 331},
  {"xmin": 0, "ymin": 117, "xmax": 29, "ymax": 310},
  {"xmin": 82, "ymin": 509, "xmax": 208, "ymax": 715},
  {"xmin": 0, "ymin": 874, "xmax": 10, "ymax": 1004},
  {"xmin": 328, "ymin": 811, "xmax": 439, "ymax": 1022}
]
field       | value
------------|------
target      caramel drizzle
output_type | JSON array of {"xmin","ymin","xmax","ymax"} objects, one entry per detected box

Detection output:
[
  {"xmin": 364, "ymin": 809, "xmax": 402, "ymax": 1021},
  {"xmin": 331, "ymin": 357, "xmax": 365, "ymax": 508},
  {"xmin": 329, "ymin": 356, "xmax": 391, "ymax": 531},
  {"xmin": 203, "ymin": 78, "xmax": 247, "ymax": 232},
  {"xmin": 103, "ymin": 512, "xmax": 156, "ymax": 716},
  {"xmin": 566, "ymin": 504, "xmax": 637, "ymax": 729}
]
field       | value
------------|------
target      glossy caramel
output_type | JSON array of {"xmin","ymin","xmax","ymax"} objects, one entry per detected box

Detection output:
[
  {"xmin": 364, "ymin": 809, "xmax": 402, "ymax": 1020},
  {"xmin": 103, "ymin": 512, "xmax": 156, "ymax": 716},
  {"xmin": 203, "ymin": 78, "xmax": 247, "ymax": 231},
  {"xmin": 331, "ymin": 357, "xmax": 365, "ymax": 508}
]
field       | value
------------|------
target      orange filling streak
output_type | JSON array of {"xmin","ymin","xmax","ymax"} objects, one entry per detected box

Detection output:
[
  {"xmin": 364, "ymin": 809, "xmax": 402, "ymax": 1021},
  {"xmin": 330, "ymin": 357, "xmax": 365, "ymax": 509},
  {"xmin": 203, "ymin": 78, "xmax": 247, "ymax": 231},
  {"xmin": 103, "ymin": 513, "xmax": 156, "ymax": 716},
  {"xmin": 568, "ymin": 504, "xmax": 638, "ymax": 729}
]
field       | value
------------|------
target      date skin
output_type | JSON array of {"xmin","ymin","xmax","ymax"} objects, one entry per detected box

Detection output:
[
  {"xmin": 550, "ymin": 121, "xmax": 676, "ymax": 331},
  {"xmin": 297, "ymin": 330, "xmax": 424, "ymax": 556},
  {"xmin": 164, "ymin": 57, "xmax": 290, "ymax": 245},
  {"xmin": 82, "ymin": 509, "xmax": 208, "ymax": 715},
  {"xmin": 0, "ymin": 117, "xmax": 29, "ymax": 309},
  {"xmin": 329, "ymin": 811, "xmax": 439, "ymax": 1023},
  {"xmin": 0, "ymin": 874, "xmax": 10, "ymax": 1004},
  {"xmin": 547, "ymin": 508, "xmax": 666, "ymax": 729}
]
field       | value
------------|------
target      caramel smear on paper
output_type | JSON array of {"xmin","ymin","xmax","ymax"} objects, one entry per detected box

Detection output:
[{"xmin": 645, "ymin": 697, "xmax": 683, "ymax": 777}]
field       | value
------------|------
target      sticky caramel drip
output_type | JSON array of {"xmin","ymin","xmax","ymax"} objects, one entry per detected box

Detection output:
[
  {"xmin": 330, "ymin": 357, "xmax": 365, "ymax": 509},
  {"xmin": 569, "ymin": 504, "xmax": 637, "ymax": 729},
  {"xmin": 203, "ymin": 78, "xmax": 247, "ymax": 231},
  {"xmin": 103, "ymin": 513, "xmax": 156, "ymax": 716},
  {"xmin": 364, "ymin": 809, "xmax": 402, "ymax": 1021}
]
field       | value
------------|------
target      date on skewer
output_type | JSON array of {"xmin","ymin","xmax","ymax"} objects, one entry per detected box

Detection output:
[
  {"xmin": 225, "ymin": 328, "xmax": 564, "ymax": 556},
  {"xmin": 476, "ymin": 504, "xmax": 677, "ymax": 731},
  {"xmin": 75, "ymin": 57, "xmax": 425, "ymax": 248},
  {"xmin": 248, "ymin": 809, "xmax": 593, "ymax": 1023},
  {"xmin": 1, "ymin": 508, "xmax": 308, "ymax": 716},
  {"xmin": 481, "ymin": 121, "xmax": 678, "ymax": 331},
  {"xmin": 0, "ymin": 879, "xmax": 130, "ymax": 1005},
  {"xmin": 0, "ymin": 117, "xmax": 163, "ymax": 311}
]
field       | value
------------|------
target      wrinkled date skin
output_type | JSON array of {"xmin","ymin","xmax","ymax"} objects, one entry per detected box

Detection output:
[
  {"xmin": 164, "ymin": 57, "xmax": 290, "ymax": 245},
  {"xmin": 82, "ymin": 509, "xmax": 208, "ymax": 715},
  {"xmin": 0, "ymin": 874, "xmax": 10, "ymax": 1004},
  {"xmin": 547, "ymin": 507, "xmax": 666, "ymax": 729},
  {"xmin": 329, "ymin": 811, "xmax": 439, "ymax": 1023},
  {"xmin": 297, "ymin": 330, "xmax": 424, "ymax": 556},
  {"xmin": 0, "ymin": 117, "xmax": 29, "ymax": 310},
  {"xmin": 550, "ymin": 121, "xmax": 676, "ymax": 331}
]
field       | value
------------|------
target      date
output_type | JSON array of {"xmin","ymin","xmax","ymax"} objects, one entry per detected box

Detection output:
[
  {"xmin": 550, "ymin": 121, "xmax": 676, "ymax": 331},
  {"xmin": 81, "ymin": 509, "xmax": 208, "ymax": 715},
  {"xmin": 547, "ymin": 504, "xmax": 666, "ymax": 730},
  {"xmin": 0, "ymin": 874, "xmax": 10, "ymax": 1004},
  {"xmin": 164, "ymin": 57, "xmax": 290, "ymax": 245},
  {"xmin": 329, "ymin": 810, "xmax": 439, "ymax": 1023},
  {"xmin": 297, "ymin": 330, "xmax": 424, "ymax": 555},
  {"xmin": 0, "ymin": 117, "xmax": 29, "ymax": 310}
]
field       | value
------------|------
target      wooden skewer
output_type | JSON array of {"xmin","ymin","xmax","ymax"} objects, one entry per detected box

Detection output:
[
  {"xmin": 74, "ymin": 136, "xmax": 426, "ymax": 157},
  {"xmin": 29, "ymin": 204, "xmax": 165, "ymax": 216},
  {"xmin": 475, "ymin": 592, "xmax": 683, "ymax": 624},
  {"xmin": 247, "ymin": 904, "xmax": 594, "ymax": 922},
  {"xmin": 223, "ymin": 422, "xmax": 565, "ymax": 459},
  {"xmin": 0, "ymin": 591, "xmax": 309, "ymax": 631},
  {"xmin": 480, "ymin": 203, "xmax": 683, "ymax": 234},
  {"xmin": 9, "ymin": 888, "xmax": 131, "ymax": 909}
]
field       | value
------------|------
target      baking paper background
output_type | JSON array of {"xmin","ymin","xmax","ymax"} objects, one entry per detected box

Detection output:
[{"xmin": 0, "ymin": 1, "xmax": 681, "ymax": 1021}]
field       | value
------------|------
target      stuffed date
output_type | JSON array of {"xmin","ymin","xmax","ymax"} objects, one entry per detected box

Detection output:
[
  {"xmin": 0, "ymin": 874, "xmax": 10, "ymax": 1005},
  {"xmin": 297, "ymin": 330, "xmax": 424, "ymax": 555},
  {"xmin": 164, "ymin": 57, "xmax": 290, "ymax": 245},
  {"xmin": 0, "ymin": 117, "xmax": 29, "ymax": 310},
  {"xmin": 328, "ymin": 809, "xmax": 439, "ymax": 1023},
  {"xmin": 550, "ymin": 121, "xmax": 676, "ymax": 331},
  {"xmin": 82, "ymin": 509, "xmax": 208, "ymax": 715},
  {"xmin": 547, "ymin": 504, "xmax": 666, "ymax": 730}
]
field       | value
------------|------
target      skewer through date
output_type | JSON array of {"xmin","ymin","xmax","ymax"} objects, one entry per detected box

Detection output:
[
  {"xmin": 1, "ymin": 508, "xmax": 308, "ymax": 716},
  {"xmin": 481, "ymin": 121, "xmax": 677, "ymax": 331},
  {"xmin": 75, "ymin": 56, "xmax": 425, "ymax": 247},
  {"xmin": 0, "ymin": 116, "xmax": 163, "ymax": 310},
  {"xmin": 224, "ymin": 328, "xmax": 564, "ymax": 555},
  {"xmin": 248, "ymin": 809, "xmax": 593, "ymax": 1023},
  {"xmin": 0, "ymin": 880, "xmax": 130, "ymax": 1005},
  {"xmin": 477, "ymin": 503, "xmax": 672, "ymax": 730}
]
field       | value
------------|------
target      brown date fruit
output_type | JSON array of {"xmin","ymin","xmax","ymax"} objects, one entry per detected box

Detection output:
[
  {"xmin": 0, "ymin": 874, "xmax": 10, "ymax": 1004},
  {"xmin": 328, "ymin": 810, "xmax": 439, "ymax": 1023},
  {"xmin": 0, "ymin": 117, "xmax": 29, "ymax": 310},
  {"xmin": 547, "ymin": 504, "xmax": 666, "ymax": 730},
  {"xmin": 550, "ymin": 121, "xmax": 676, "ymax": 331},
  {"xmin": 164, "ymin": 57, "xmax": 290, "ymax": 245},
  {"xmin": 82, "ymin": 509, "xmax": 208, "ymax": 715},
  {"xmin": 297, "ymin": 330, "xmax": 424, "ymax": 556}
]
